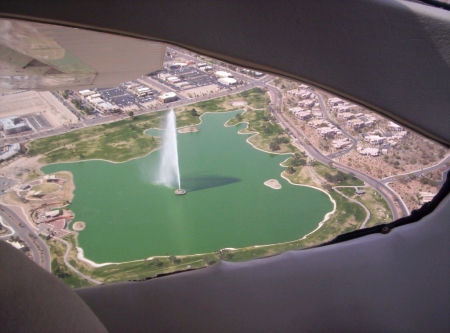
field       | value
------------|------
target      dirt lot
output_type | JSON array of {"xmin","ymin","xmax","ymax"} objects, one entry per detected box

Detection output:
[
  {"xmin": 0, "ymin": 91, "xmax": 78, "ymax": 127},
  {"xmin": 179, "ymin": 84, "xmax": 221, "ymax": 99}
]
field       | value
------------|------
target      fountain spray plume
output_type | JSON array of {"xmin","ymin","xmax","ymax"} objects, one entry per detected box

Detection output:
[{"xmin": 156, "ymin": 108, "xmax": 182, "ymax": 190}]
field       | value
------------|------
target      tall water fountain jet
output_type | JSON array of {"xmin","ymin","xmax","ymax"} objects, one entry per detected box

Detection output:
[{"xmin": 156, "ymin": 109, "xmax": 185, "ymax": 194}]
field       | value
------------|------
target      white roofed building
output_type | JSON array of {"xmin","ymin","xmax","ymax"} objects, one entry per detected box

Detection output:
[
  {"xmin": 214, "ymin": 71, "xmax": 233, "ymax": 78},
  {"xmin": 159, "ymin": 92, "xmax": 178, "ymax": 103},
  {"xmin": 0, "ymin": 116, "xmax": 30, "ymax": 135},
  {"xmin": 357, "ymin": 147, "xmax": 380, "ymax": 156},
  {"xmin": 218, "ymin": 77, "xmax": 237, "ymax": 86}
]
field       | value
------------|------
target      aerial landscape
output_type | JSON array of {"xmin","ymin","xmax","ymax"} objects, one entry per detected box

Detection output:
[{"xmin": 1, "ymin": 46, "xmax": 448, "ymax": 288}]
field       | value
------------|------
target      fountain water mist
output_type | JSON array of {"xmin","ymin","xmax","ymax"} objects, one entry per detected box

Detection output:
[{"xmin": 156, "ymin": 109, "xmax": 181, "ymax": 190}]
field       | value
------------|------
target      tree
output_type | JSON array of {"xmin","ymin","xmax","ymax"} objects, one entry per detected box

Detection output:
[
  {"xmin": 269, "ymin": 140, "xmax": 280, "ymax": 151},
  {"xmin": 322, "ymin": 183, "xmax": 333, "ymax": 192},
  {"xmin": 235, "ymin": 113, "xmax": 243, "ymax": 122},
  {"xmin": 127, "ymin": 111, "xmax": 134, "ymax": 119},
  {"xmin": 286, "ymin": 166, "xmax": 295, "ymax": 174},
  {"xmin": 190, "ymin": 108, "xmax": 199, "ymax": 117}
]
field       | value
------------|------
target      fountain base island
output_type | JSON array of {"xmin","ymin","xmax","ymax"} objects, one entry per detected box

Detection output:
[{"xmin": 175, "ymin": 189, "xmax": 186, "ymax": 195}]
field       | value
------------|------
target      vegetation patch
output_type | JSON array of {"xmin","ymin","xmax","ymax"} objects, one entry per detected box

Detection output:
[{"xmin": 30, "ymin": 183, "xmax": 60, "ymax": 194}]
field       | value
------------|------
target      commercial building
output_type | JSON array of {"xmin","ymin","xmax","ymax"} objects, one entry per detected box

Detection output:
[
  {"xmin": 0, "ymin": 143, "xmax": 21, "ymax": 161},
  {"xmin": 158, "ymin": 92, "xmax": 178, "ymax": 103},
  {"xmin": 218, "ymin": 77, "xmax": 237, "ymax": 86},
  {"xmin": 0, "ymin": 117, "xmax": 30, "ymax": 135},
  {"xmin": 45, "ymin": 210, "xmax": 61, "ymax": 218},
  {"xmin": 214, "ymin": 71, "xmax": 233, "ymax": 78}
]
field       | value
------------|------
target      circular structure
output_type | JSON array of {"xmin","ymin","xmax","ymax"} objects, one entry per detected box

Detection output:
[
  {"xmin": 72, "ymin": 221, "xmax": 86, "ymax": 231},
  {"xmin": 175, "ymin": 189, "xmax": 186, "ymax": 195}
]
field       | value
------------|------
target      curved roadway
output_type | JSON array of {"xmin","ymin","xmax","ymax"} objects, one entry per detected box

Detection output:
[
  {"xmin": 266, "ymin": 84, "xmax": 408, "ymax": 221},
  {"xmin": 0, "ymin": 204, "xmax": 51, "ymax": 272}
]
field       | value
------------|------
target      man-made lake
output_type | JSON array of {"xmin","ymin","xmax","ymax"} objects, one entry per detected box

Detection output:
[{"xmin": 42, "ymin": 111, "xmax": 333, "ymax": 263}]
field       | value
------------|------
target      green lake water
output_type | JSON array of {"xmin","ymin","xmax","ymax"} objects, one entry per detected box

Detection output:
[{"xmin": 42, "ymin": 111, "xmax": 333, "ymax": 263}]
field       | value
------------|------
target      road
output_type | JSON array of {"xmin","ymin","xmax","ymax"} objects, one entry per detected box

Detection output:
[
  {"xmin": 266, "ymin": 83, "xmax": 407, "ymax": 220},
  {"xmin": 381, "ymin": 154, "xmax": 450, "ymax": 184},
  {"xmin": 57, "ymin": 237, "xmax": 101, "ymax": 285},
  {"xmin": 0, "ymin": 204, "xmax": 51, "ymax": 272},
  {"xmin": 333, "ymin": 186, "xmax": 371, "ymax": 229},
  {"xmin": 311, "ymin": 89, "xmax": 358, "ymax": 159}
]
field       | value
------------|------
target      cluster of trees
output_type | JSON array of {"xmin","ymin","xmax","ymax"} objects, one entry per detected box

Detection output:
[
  {"xmin": 269, "ymin": 136, "xmax": 289, "ymax": 151},
  {"xmin": 420, "ymin": 177, "xmax": 438, "ymax": 187},
  {"xmin": 215, "ymin": 249, "xmax": 234, "ymax": 260},
  {"xmin": 168, "ymin": 255, "xmax": 182, "ymax": 264},
  {"xmin": 72, "ymin": 99, "xmax": 95, "ymax": 115},
  {"xmin": 190, "ymin": 108, "xmax": 200, "ymax": 117},
  {"xmin": 323, "ymin": 170, "xmax": 356, "ymax": 184},
  {"xmin": 53, "ymin": 258, "xmax": 71, "ymax": 279},
  {"xmin": 148, "ymin": 258, "xmax": 164, "ymax": 267},
  {"xmin": 235, "ymin": 113, "xmax": 243, "ymax": 122},
  {"xmin": 290, "ymin": 153, "xmax": 306, "ymax": 167}
]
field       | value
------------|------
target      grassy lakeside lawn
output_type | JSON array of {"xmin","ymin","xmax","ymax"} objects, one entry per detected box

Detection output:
[
  {"xmin": 30, "ymin": 183, "xmax": 60, "ymax": 194},
  {"xmin": 225, "ymin": 107, "xmax": 297, "ymax": 154},
  {"xmin": 313, "ymin": 162, "xmax": 365, "ymax": 186},
  {"xmin": 28, "ymin": 88, "xmax": 271, "ymax": 164},
  {"xmin": 336, "ymin": 187, "xmax": 393, "ymax": 227},
  {"xmin": 29, "ymin": 113, "xmax": 163, "ymax": 164},
  {"xmin": 44, "ymin": 235, "xmax": 94, "ymax": 288}
]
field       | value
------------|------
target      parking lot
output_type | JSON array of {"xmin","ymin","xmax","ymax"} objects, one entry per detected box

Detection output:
[
  {"xmin": 97, "ymin": 87, "xmax": 137, "ymax": 108},
  {"xmin": 97, "ymin": 83, "xmax": 160, "ymax": 108},
  {"xmin": 150, "ymin": 66, "xmax": 219, "ymax": 91},
  {"xmin": 23, "ymin": 113, "xmax": 52, "ymax": 132}
]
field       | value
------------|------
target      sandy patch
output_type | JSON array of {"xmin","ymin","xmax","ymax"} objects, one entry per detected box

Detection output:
[
  {"xmin": 179, "ymin": 84, "xmax": 220, "ymax": 98},
  {"xmin": 0, "ymin": 91, "xmax": 78, "ymax": 127},
  {"xmin": 232, "ymin": 101, "xmax": 248, "ymax": 107},
  {"xmin": 73, "ymin": 221, "xmax": 86, "ymax": 231},
  {"xmin": 178, "ymin": 126, "xmax": 199, "ymax": 133},
  {"xmin": 264, "ymin": 179, "xmax": 282, "ymax": 189}
]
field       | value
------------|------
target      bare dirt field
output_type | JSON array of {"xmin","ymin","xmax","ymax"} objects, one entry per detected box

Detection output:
[
  {"xmin": 179, "ymin": 84, "xmax": 221, "ymax": 99},
  {"xmin": 0, "ymin": 91, "xmax": 78, "ymax": 127}
]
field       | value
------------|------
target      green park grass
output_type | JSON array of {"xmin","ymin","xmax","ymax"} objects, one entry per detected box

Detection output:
[
  {"xmin": 313, "ymin": 163, "xmax": 365, "ymax": 186},
  {"xmin": 337, "ymin": 187, "xmax": 392, "ymax": 227},
  {"xmin": 31, "ymin": 183, "xmax": 60, "ymax": 194},
  {"xmin": 34, "ymin": 88, "xmax": 392, "ymax": 286}
]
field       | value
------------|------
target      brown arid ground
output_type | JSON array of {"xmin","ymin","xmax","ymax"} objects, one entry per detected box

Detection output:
[
  {"xmin": 390, "ymin": 179, "xmax": 441, "ymax": 213},
  {"xmin": 0, "ymin": 155, "xmax": 44, "ymax": 181},
  {"xmin": 179, "ymin": 84, "xmax": 221, "ymax": 99},
  {"xmin": 0, "ymin": 91, "xmax": 78, "ymax": 127},
  {"xmin": 1, "ymin": 167, "xmax": 75, "ymax": 226},
  {"xmin": 336, "ymin": 150, "xmax": 449, "ymax": 180}
]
